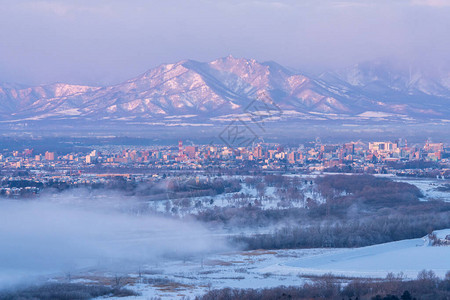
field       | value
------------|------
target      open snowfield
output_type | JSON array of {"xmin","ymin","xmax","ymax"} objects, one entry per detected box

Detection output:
[
  {"xmin": 72, "ymin": 230, "xmax": 448, "ymax": 299},
  {"xmin": 392, "ymin": 177, "xmax": 450, "ymax": 201},
  {"xmin": 90, "ymin": 248, "xmax": 339, "ymax": 299},
  {"xmin": 265, "ymin": 229, "xmax": 450, "ymax": 279}
]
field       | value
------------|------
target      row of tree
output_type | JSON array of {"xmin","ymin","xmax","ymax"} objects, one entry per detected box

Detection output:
[{"xmin": 198, "ymin": 270, "xmax": 450, "ymax": 300}]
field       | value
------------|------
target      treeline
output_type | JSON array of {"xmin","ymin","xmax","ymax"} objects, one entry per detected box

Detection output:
[
  {"xmin": 194, "ymin": 206, "xmax": 306, "ymax": 228},
  {"xmin": 0, "ymin": 179, "xmax": 44, "ymax": 189},
  {"xmin": 198, "ymin": 270, "xmax": 450, "ymax": 300},
  {"xmin": 161, "ymin": 177, "xmax": 241, "ymax": 200},
  {"xmin": 232, "ymin": 207, "xmax": 450, "ymax": 249},
  {"xmin": 192, "ymin": 175, "xmax": 450, "ymax": 249},
  {"xmin": 5, "ymin": 176, "xmax": 242, "ymax": 200},
  {"xmin": 437, "ymin": 184, "xmax": 450, "ymax": 192},
  {"xmin": 316, "ymin": 175, "xmax": 423, "ymax": 208},
  {"xmin": 0, "ymin": 283, "xmax": 138, "ymax": 300},
  {"xmin": 386, "ymin": 160, "xmax": 440, "ymax": 170},
  {"xmin": 130, "ymin": 177, "xmax": 242, "ymax": 202}
]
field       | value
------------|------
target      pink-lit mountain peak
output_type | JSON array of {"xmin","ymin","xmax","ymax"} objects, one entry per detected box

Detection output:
[{"xmin": 1, "ymin": 57, "xmax": 450, "ymax": 122}]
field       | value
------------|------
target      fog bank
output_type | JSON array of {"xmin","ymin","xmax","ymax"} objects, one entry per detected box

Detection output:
[{"xmin": 0, "ymin": 197, "xmax": 227, "ymax": 288}]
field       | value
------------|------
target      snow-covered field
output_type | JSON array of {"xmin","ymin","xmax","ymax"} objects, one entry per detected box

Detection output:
[
  {"xmin": 66, "ymin": 230, "xmax": 449, "ymax": 299},
  {"xmin": 392, "ymin": 177, "xmax": 450, "ymax": 201},
  {"xmin": 320, "ymin": 172, "xmax": 450, "ymax": 202},
  {"xmin": 268, "ymin": 229, "xmax": 450, "ymax": 279},
  {"xmin": 148, "ymin": 174, "xmax": 449, "ymax": 218},
  {"xmin": 119, "ymin": 248, "xmax": 336, "ymax": 299},
  {"xmin": 148, "ymin": 182, "xmax": 315, "ymax": 216},
  {"xmin": 147, "ymin": 174, "xmax": 327, "ymax": 217}
]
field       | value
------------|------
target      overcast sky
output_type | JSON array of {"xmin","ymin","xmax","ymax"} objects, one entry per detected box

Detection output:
[{"xmin": 1, "ymin": 0, "xmax": 449, "ymax": 86}]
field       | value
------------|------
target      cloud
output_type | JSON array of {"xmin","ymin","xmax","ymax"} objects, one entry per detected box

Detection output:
[
  {"xmin": 17, "ymin": 0, "xmax": 114, "ymax": 17},
  {"xmin": 235, "ymin": 0, "xmax": 292, "ymax": 9},
  {"xmin": 0, "ymin": 195, "xmax": 228, "ymax": 288},
  {"xmin": 411, "ymin": 0, "xmax": 450, "ymax": 7},
  {"xmin": 0, "ymin": 0, "xmax": 449, "ymax": 85}
]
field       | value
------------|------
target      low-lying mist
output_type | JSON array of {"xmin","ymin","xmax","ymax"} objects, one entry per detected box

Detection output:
[{"xmin": 0, "ymin": 193, "xmax": 229, "ymax": 289}]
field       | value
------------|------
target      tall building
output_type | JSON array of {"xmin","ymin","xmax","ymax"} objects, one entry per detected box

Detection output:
[
  {"xmin": 288, "ymin": 151, "xmax": 299, "ymax": 163},
  {"xmin": 424, "ymin": 142, "xmax": 444, "ymax": 152},
  {"xmin": 343, "ymin": 143, "xmax": 355, "ymax": 155},
  {"xmin": 184, "ymin": 146, "xmax": 198, "ymax": 159},
  {"xmin": 369, "ymin": 142, "xmax": 397, "ymax": 152},
  {"xmin": 45, "ymin": 151, "xmax": 55, "ymax": 161},
  {"xmin": 178, "ymin": 140, "xmax": 183, "ymax": 155},
  {"xmin": 253, "ymin": 146, "xmax": 262, "ymax": 158}
]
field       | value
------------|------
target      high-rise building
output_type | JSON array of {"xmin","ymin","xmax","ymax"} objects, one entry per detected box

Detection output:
[
  {"xmin": 178, "ymin": 140, "xmax": 183, "ymax": 155},
  {"xmin": 45, "ymin": 151, "xmax": 55, "ymax": 161},
  {"xmin": 184, "ymin": 146, "xmax": 198, "ymax": 159},
  {"xmin": 253, "ymin": 146, "xmax": 262, "ymax": 158},
  {"xmin": 369, "ymin": 142, "xmax": 397, "ymax": 152},
  {"xmin": 425, "ymin": 142, "xmax": 444, "ymax": 152}
]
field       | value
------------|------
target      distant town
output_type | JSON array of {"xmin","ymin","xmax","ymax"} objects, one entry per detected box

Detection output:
[{"xmin": 1, "ymin": 138, "xmax": 449, "ymax": 198}]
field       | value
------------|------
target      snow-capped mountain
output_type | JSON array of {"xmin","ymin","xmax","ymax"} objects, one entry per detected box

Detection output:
[
  {"xmin": 319, "ymin": 59, "xmax": 450, "ymax": 117},
  {"xmin": 1, "ymin": 56, "xmax": 450, "ymax": 124}
]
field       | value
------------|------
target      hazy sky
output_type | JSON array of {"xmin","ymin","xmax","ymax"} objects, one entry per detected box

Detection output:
[{"xmin": 1, "ymin": 0, "xmax": 449, "ymax": 86}]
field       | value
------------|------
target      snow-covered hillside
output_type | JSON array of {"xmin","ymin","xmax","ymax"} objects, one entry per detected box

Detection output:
[
  {"xmin": 267, "ymin": 229, "xmax": 450, "ymax": 278},
  {"xmin": 2, "ymin": 57, "xmax": 450, "ymax": 124}
]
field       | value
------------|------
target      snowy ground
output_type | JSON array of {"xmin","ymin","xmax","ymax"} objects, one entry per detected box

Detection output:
[
  {"xmin": 392, "ymin": 177, "xmax": 450, "ymax": 202},
  {"xmin": 119, "ymin": 248, "xmax": 336, "ymax": 299},
  {"xmin": 269, "ymin": 229, "xmax": 450, "ymax": 279},
  {"xmin": 148, "ymin": 174, "xmax": 449, "ymax": 218},
  {"xmin": 320, "ymin": 172, "xmax": 450, "ymax": 202},
  {"xmin": 148, "ymin": 176, "xmax": 323, "ymax": 217},
  {"xmin": 59, "ymin": 230, "xmax": 450, "ymax": 299},
  {"xmin": 74, "ymin": 248, "xmax": 338, "ymax": 299}
]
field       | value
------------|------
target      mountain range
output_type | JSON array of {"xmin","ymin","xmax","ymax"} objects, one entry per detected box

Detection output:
[{"xmin": 1, "ymin": 56, "xmax": 450, "ymax": 126}]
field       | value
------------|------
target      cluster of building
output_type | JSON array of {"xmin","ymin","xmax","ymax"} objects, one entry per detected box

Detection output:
[
  {"xmin": 0, "ymin": 138, "xmax": 448, "ymax": 197},
  {"xmin": 0, "ymin": 139, "xmax": 449, "ymax": 174}
]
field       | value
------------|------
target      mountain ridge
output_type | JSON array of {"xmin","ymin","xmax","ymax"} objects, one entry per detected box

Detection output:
[{"xmin": 1, "ymin": 56, "xmax": 450, "ymax": 124}]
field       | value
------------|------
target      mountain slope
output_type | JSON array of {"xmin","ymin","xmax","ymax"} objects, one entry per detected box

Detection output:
[
  {"xmin": 1, "ymin": 56, "xmax": 450, "ymax": 123},
  {"xmin": 320, "ymin": 59, "xmax": 450, "ymax": 117}
]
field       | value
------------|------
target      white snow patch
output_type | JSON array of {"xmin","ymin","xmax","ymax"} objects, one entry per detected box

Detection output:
[{"xmin": 275, "ymin": 230, "xmax": 450, "ymax": 278}]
